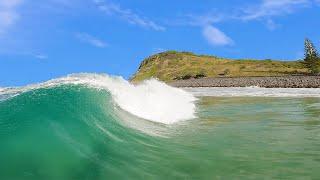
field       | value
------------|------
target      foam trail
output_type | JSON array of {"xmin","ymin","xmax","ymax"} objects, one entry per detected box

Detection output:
[
  {"xmin": 184, "ymin": 87, "xmax": 320, "ymax": 97},
  {"xmin": 0, "ymin": 74, "xmax": 197, "ymax": 124}
]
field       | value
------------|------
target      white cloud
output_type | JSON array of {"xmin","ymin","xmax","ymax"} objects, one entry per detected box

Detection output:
[
  {"xmin": 169, "ymin": 13, "xmax": 233, "ymax": 47},
  {"xmin": 75, "ymin": 33, "xmax": 108, "ymax": 48},
  {"xmin": 94, "ymin": 0, "xmax": 165, "ymax": 31},
  {"xmin": 0, "ymin": 0, "xmax": 23, "ymax": 35},
  {"xmin": 180, "ymin": 0, "xmax": 313, "ymax": 33},
  {"xmin": 237, "ymin": 0, "xmax": 312, "ymax": 30},
  {"xmin": 202, "ymin": 25, "xmax": 233, "ymax": 46},
  {"xmin": 184, "ymin": 0, "xmax": 313, "ymax": 24},
  {"xmin": 240, "ymin": 0, "xmax": 310, "ymax": 20}
]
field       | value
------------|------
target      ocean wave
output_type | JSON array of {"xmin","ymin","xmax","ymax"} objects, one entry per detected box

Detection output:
[{"xmin": 0, "ymin": 73, "xmax": 197, "ymax": 124}]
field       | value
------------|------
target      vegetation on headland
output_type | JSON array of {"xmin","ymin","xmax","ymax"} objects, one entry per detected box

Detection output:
[
  {"xmin": 131, "ymin": 51, "xmax": 307, "ymax": 82},
  {"xmin": 131, "ymin": 39, "xmax": 319, "ymax": 82}
]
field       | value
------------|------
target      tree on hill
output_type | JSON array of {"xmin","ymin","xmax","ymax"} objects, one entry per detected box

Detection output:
[{"xmin": 304, "ymin": 38, "xmax": 320, "ymax": 74}]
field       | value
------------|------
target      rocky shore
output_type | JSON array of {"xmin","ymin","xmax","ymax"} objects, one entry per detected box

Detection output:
[{"xmin": 170, "ymin": 76, "xmax": 320, "ymax": 88}]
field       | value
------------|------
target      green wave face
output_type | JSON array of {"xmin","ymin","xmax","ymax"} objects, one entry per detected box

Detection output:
[
  {"xmin": 0, "ymin": 85, "xmax": 157, "ymax": 179},
  {"xmin": 1, "ymin": 85, "xmax": 320, "ymax": 179}
]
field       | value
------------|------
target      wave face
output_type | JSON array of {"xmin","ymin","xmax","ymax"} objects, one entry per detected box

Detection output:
[{"xmin": 0, "ymin": 75, "xmax": 196, "ymax": 179}]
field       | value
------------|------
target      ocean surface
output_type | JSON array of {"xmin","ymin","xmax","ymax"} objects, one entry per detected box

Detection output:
[{"xmin": 0, "ymin": 73, "xmax": 319, "ymax": 179}]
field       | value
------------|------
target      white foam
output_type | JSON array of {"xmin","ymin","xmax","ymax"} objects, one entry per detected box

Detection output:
[
  {"xmin": 65, "ymin": 74, "xmax": 197, "ymax": 124},
  {"xmin": 183, "ymin": 87, "xmax": 320, "ymax": 97},
  {"xmin": 0, "ymin": 73, "xmax": 197, "ymax": 124}
]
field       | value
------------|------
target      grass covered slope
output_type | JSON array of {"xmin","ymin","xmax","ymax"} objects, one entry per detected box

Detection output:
[{"xmin": 131, "ymin": 51, "xmax": 307, "ymax": 82}]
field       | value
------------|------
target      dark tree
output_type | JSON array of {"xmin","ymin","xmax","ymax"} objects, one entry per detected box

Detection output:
[{"xmin": 304, "ymin": 38, "xmax": 320, "ymax": 74}]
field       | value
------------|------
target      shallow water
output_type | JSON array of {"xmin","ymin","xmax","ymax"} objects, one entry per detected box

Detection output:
[{"xmin": 0, "ymin": 76, "xmax": 320, "ymax": 179}]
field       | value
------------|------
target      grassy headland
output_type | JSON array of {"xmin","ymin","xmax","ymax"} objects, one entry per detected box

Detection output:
[{"xmin": 131, "ymin": 51, "xmax": 307, "ymax": 82}]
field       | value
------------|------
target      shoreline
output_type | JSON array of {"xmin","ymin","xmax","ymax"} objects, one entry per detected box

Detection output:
[{"xmin": 169, "ymin": 76, "xmax": 320, "ymax": 88}]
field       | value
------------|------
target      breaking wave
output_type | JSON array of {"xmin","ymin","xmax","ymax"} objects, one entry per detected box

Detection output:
[{"xmin": 0, "ymin": 73, "xmax": 197, "ymax": 124}]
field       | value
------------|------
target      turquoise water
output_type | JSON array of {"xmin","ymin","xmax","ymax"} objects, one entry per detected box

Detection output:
[{"xmin": 0, "ymin": 84, "xmax": 320, "ymax": 179}]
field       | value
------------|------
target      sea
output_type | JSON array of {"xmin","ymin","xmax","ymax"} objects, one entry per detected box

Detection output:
[{"xmin": 0, "ymin": 73, "xmax": 319, "ymax": 179}]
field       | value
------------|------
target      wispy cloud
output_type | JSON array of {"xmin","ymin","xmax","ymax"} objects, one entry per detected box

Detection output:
[
  {"xmin": 202, "ymin": 25, "xmax": 233, "ymax": 46},
  {"xmin": 75, "ymin": 32, "xmax": 108, "ymax": 48},
  {"xmin": 240, "ymin": 0, "xmax": 310, "ymax": 20},
  {"xmin": 173, "ymin": 13, "xmax": 224, "ymax": 27},
  {"xmin": 0, "ymin": 0, "xmax": 23, "ymax": 35},
  {"xmin": 93, "ymin": 0, "xmax": 165, "ymax": 31},
  {"xmin": 181, "ymin": 0, "xmax": 312, "ymax": 27},
  {"xmin": 34, "ymin": 54, "xmax": 48, "ymax": 60},
  {"xmin": 265, "ymin": 19, "xmax": 279, "ymax": 30},
  {"xmin": 174, "ymin": 0, "xmax": 315, "ymax": 46}
]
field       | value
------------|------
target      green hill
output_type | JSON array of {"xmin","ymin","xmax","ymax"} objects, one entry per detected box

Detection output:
[{"xmin": 131, "ymin": 51, "xmax": 307, "ymax": 82}]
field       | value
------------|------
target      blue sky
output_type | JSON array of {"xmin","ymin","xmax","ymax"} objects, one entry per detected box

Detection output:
[{"xmin": 0, "ymin": 0, "xmax": 319, "ymax": 86}]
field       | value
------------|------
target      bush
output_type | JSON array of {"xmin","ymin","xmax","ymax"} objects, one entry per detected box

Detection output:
[{"xmin": 195, "ymin": 73, "xmax": 206, "ymax": 79}]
